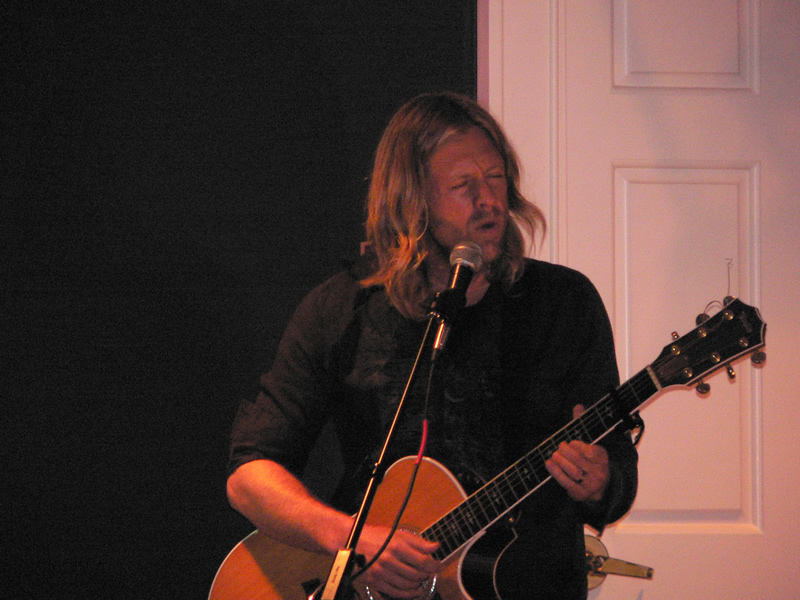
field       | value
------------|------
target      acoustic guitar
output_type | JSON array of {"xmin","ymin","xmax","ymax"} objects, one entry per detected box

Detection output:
[{"xmin": 209, "ymin": 298, "xmax": 765, "ymax": 600}]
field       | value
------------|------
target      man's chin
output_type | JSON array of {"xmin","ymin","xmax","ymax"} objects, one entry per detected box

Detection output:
[{"xmin": 473, "ymin": 239, "xmax": 504, "ymax": 264}]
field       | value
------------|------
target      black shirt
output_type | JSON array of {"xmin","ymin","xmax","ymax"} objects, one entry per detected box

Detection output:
[{"xmin": 229, "ymin": 258, "xmax": 638, "ymax": 600}]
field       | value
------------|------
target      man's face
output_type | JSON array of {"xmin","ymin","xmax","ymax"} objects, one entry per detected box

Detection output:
[{"xmin": 427, "ymin": 127, "xmax": 509, "ymax": 264}]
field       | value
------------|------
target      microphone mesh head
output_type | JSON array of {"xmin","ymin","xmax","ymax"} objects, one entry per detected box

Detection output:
[{"xmin": 450, "ymin": 242, "xmax": 484, "ymax": 271}]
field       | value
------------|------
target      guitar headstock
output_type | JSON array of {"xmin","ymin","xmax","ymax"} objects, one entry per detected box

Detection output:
[{"xmin": 652, "ymin": 298, "xmax": 766, "ymax": 390}]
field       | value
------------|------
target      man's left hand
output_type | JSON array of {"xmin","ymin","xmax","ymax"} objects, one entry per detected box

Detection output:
[{"xmin": 545, "ymin": 404, "xmax": 610, "ymax": 502}]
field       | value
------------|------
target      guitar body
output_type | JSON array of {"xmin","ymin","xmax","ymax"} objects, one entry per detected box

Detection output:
[
  {"xmin": 209, "ymin": 457, "xmax": 495, "ymax": 600},
  {"xmin": 208, "ymin": 531, "xmax": 332, "ymax": 600}
]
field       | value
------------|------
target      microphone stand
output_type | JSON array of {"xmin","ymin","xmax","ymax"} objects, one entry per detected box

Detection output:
[{"xmin": 314, "ymin": 288, "xmax": 463, "ymax": 600}]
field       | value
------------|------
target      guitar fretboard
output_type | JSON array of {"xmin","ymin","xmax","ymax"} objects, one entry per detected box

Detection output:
[{"xmin": 423, "ymin": 368, "xmax": 658, "ymax": 561}]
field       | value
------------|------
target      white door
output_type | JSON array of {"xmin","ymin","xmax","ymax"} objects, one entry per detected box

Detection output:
[{"xmin": 479, "ymin": 1, "xmax": 800, "ymax": 598}]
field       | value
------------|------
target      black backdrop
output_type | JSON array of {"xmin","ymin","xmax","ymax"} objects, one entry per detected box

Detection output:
[{"xmin": 3, "ymin": 3, "xmax": 476, "ymax": 598}]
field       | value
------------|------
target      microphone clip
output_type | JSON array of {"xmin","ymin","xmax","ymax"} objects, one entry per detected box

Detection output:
[
  {"xmin": 428, "ymin": 288, "xmax": 466, "ymax": 359},
  {"xmin": 428, "ymin": 286, "xmax": 468, "ymax": 323},
  {"xmin": 427, "ymin": 242, "xmax": 483, "ymax": 361}
]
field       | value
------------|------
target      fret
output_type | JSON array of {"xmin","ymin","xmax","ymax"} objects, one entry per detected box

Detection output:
[
  {"xmin": 645, "ymin": 365, "xmax": 663, "ymax": 391},
  {"xmin": 581, "ymin": 410, "xmax": 606, "ymax": 441},
  {"xmin": 521, "ymin": 454, "xmax": 542, "ymax": 483},
  {"xmin": 447, "ymin": 507, "xmax": 471, "ymax": 546},
  {"xmin": 455, "ymin": 498, "xmax": 481, "ymax": 537},
  {"xmin": 557, "ymin": 427, "xmax": 570, "ymax": 443},
  {"xmin": 484, "ymin": 478, "xmax": 510, "ymax": 514},
  {"xmin": 496, "ymin": 471, "xmax": 521, "ymax": 505},
  {"xmin": 593, "ymin": 401, "xmax": 610, "ymax": 430},
  {"xmin": 424, "ymin": 519, "xmax": 444, "ymax": 548},
  {"xmin": 464, "ymin": 490, "xmax": 490, "ymax": 524},
  {"xmin": 421, "ymin": 524, "xmax": 440, "ymax": 553},
  {"xmin": 538, "ymin": 438, "xmax": 558, "ymax": 463},
  {"xmin": 506, "ymin": 462, "xmax": 535, "ymax": 498},
  {"xmin": 433, "ymin": 537, "xmax": 454, "ymax": 560},
  {"xmin": 471, "ymin": 484, "xmax": 501, "ymax": 525},
  {"xmin": 625, "ymin": 370, "xmax": 658, "ymax": 412},
  {"xmin": 576, "ymin": 417, "xmax": 592, "ymax": 442},
  {"xmin": 520, "ymin": 454, "xmax": 548, "ymax": 489},
  {"xmin": 592, "ymin": 411, "xmax": 606, "ymax": 431},
  {"xmin": 424, "ymin": 525, "xmax": 444, "ymax": 559},
  {"xmin": 432, "ymin": 545, "xmax": 448, "ymax": 562},
  {"xmin": 599, "ymin": 399, "xmax": 617, "ymax": 426},
  {"xmin": 437, "ymin": 514, "xmax": 462, "ymax": 555}
]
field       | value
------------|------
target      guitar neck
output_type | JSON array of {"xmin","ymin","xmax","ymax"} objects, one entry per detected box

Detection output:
[{"xmin": 422, "ymin": 368, "xmax": 658, "ymax": 561}]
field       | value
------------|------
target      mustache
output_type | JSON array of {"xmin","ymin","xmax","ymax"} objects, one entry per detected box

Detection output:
[{"xmin": 470, "ymin": 205, "xmax": 505, "ymax": 224}]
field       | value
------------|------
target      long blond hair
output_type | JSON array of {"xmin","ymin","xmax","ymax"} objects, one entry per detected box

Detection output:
[{"xmin": 361, "ymin": 92, "xmax": 546, "ymax": 319}]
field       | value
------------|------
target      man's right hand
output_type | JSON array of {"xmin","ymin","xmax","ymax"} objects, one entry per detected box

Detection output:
[{"xmin": 354, "ymin": 524, "xmax": 441, "ymax": 599}]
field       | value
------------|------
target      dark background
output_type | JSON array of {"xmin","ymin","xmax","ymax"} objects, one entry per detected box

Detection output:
[{"xmin": 3, "ymin": 3, "xmax": 476, "ymax": 598}]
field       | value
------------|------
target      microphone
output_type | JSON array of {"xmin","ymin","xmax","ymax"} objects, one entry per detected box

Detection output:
[{"xmin": 430, "ymin": 242, "xmax": 484, "ymax": 360}]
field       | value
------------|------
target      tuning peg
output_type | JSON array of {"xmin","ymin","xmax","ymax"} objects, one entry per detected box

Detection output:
[
  {"xmin": 695, "ymin": 313, "xmax": 710, "ymax": 325},
  {"xmin": 696, "ymin": 381, "xmax": 711, "ymax": 395},
  {"xmin": 726, "ymin": 364, "xmax": 736, "ymax": 379},
  {"xmin": 751, "ymin": 351, "xmax": 767, "ymax": 365}
]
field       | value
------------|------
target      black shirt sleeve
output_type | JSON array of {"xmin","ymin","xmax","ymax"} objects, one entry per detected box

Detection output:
[{"xmin": 227, "ymin": 270, "xmax": 361, "ymax": 478}]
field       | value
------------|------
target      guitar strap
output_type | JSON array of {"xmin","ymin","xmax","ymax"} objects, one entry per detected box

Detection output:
[{"xmin": 608, "ymin": 384, "xmax": 645, "ymax": 446}]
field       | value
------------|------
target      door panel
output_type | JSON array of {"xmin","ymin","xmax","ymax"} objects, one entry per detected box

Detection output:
[{"xmin": 480, "ymin": 1, "xmax": 800, "ymax": 598}]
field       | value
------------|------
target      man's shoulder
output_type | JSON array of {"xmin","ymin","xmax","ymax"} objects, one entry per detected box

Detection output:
[
  {"xmin": 301, "ymin": 256, "xmax": 381, "ymax": 316},
  {"xmin": 518, "ymin": 258, "xmax": 595, "ymax": 292},
  {"xmin": 304, "ymin": 268, "xmax": 364, "ymax": 308}
]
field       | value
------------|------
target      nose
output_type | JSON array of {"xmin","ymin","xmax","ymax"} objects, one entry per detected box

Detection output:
[{"xmin": 473, "ymin": 175, "xmax": 502, "ymax": 209}]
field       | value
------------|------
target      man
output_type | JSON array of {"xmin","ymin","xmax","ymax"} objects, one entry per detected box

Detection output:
[{"xmin": 227, "ymin": 92, "xmax": 638, "ymax": 599}]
